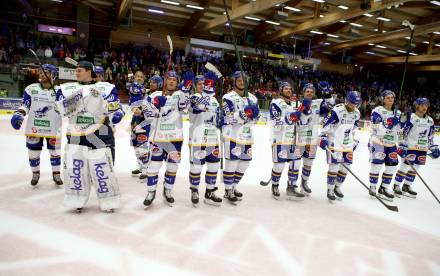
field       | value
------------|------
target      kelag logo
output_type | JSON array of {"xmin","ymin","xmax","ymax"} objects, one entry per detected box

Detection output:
[
  {"xmin": 94, "ymin": 162, "xmax": 109, "ymax": 193},
  {"xmin": 70, "ymin": 159, "xmax": 84, "ymax": 191}
]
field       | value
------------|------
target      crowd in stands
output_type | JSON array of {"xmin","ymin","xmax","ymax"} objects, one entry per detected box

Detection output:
[{"xmin": 1, "ymin": 25, "xmax": 439, "ymax": 122}]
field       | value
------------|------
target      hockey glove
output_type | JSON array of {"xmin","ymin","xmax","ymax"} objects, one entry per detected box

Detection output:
[
  {"xmin": 397, "ymin": 143, "xmax": 408, "ymax": 158},
  {"xmin": 111, "ymin": 109, "xmax": 125, "ymax": 124},
  {"xmin": 11, "ymin": 110, "xmax": 25, "ymax": 130},
  {"xmin": 297, "ymin": 98, "xmax": 312, "ymax": 115},
  {"xmin": 152, "ymin": 96, "xmax": 167, "ymax": 109},
  {"xmin": 181, "ymin": 71, "xmax": 194, "ymax": 93},
  {"xmin": 286, "ymin": 111, "xmax": 301, "ymax": 123},
  {"xmin": 243, "ymin": 104, "xmax": 260, "ymax": 120},
  {"xmin": 319, "ymin": 135, "xmax": 329, "ymax": 150},
  {"xmin": 430, "ymin": 145, "xmax": 440, "ymax": 159},
  {"xmin": 203, "ymin": 71, "xmax": 218, "ymax": 94}
]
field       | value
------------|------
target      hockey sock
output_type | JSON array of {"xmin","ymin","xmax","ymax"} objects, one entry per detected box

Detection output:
[
  {"xmin": 189, "ymin": 163, "xmax": 202, "ymax": 188},
  {"xmin": 164, "ymin": 162, "xmax": 178, "ymax": 190},
  {"xmin": 205, "ymin": 162, "xmax": 220, "ymax": 190},
  {"xmin": 288, "ymin": 159, "xmax": 300, "ymax": 185},
  {"xmin": 28, "ymin": 149, "xmax": 42, "ymax": 173},
  {"xmin": 271, "ymin": 162, "xmax": 285, "ymax": 185}
]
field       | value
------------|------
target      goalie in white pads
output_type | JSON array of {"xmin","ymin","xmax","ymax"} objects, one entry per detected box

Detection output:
[
  {"xmin": 221, "ymin": 71, "xmax": 260, "ymax": 204},
  {"xmin": 56, "ymin": 61, "xmax": 125, "ymax": 212},
  {"xmin": 11, "ymin": 64, "xmax": 63, "ymax": 187},
  {"xmin": 142, "ymin": 70, "xmax": 189, "ymax": 208},
  {"xmin": 188, "ymin": 72, "xmax": 223, "ymax": 206},
  {"xmin": 392, "ymin": 98, "xmax": 439, "ymax": 198},
  {"xmin": 320, "ymin": 91, "xmax": 361, "ymax": 202},
  {"xmin": 368, "ymin": 90, "xmax": 401, "ymax": 201}
]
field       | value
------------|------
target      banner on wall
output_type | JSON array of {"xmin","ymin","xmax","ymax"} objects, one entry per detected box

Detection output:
[
  {"xmin": 0, "ymin": 98, "xmax": 21, "ymax": 114},
  {"xmin": 58, "ymin": 67, "xmax": 77, "ymax": 80}
]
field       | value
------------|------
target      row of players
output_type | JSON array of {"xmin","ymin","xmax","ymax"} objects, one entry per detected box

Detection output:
[{"xmin": 10, "ymin": 61, "xmax": 439, "ymax": 212}]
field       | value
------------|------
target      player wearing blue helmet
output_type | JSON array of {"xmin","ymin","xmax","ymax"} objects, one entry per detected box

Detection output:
[
  {"xmin": 392, "ymin": 97, "xmax": 439, "ymax": 198},
  {"xmin": 94, "ymin": 66, "xmax": 105, "ymax": 82},
  {"xmin": 320, "ymin": 91, "xmax": 361, "ymax": 202},
  {"xmin": 11, "ymin": 63, "xmax": 63, "ymax": 187}
]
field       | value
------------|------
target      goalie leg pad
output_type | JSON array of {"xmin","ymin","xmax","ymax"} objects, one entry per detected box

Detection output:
[
  {"xmin": 63, "ymin": 144, "xmax": 91, "ymax": 209},
  {"xmin": 88, "ymin": 147, "xmax": 120, "ymax": 211}
]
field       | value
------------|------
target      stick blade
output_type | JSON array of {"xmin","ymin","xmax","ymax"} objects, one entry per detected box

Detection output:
[
  {"xmin": 386, "ymin": 204, "xmax": 399, "ymax": 212},
  {"xmin": 65, "ymin": 57, "xmax": 78, "ymax": 67},
  {"xmin": 28, "ymin": 48, "xmax": 37, "ymax": 57},
  {"xmin": 205, "ymin": 62, "xmax": 223, "ymax": 78},
  {"xmin": 166, "ymin": 35, "xmax": 173, "ymax": 53},
  {"xmin": 260, "ymin": 181, "xmax": 270, "ymax": 186}
]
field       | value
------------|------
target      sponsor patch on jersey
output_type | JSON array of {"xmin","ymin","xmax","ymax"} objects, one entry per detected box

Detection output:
[
  {"xmin": 27, "ymin": 136, "xmax": 40, "ymax": 143},
  {"xmin": 34, "ymin": 119, "xmax": 50, "ymax": 127},
  {"xmin": 137, "ymin": 134, "xmax": 148, "ymax": 143},
  {"xmin": 76, "ymin": 116, "xmax": 95, "ymax": 124},
  {"xmin": 389, "ymin": 152, "xmax": 398, "ymax": 159},
  {"xmin": 278, "ymin": 150, "xmax": 288, "ymax": 159},
  {"xmin": 168, "ymin": 151, "xmax": 181, "ymax": 161},
  {"xmin": 194, "ymin": 150, "xmax": 206, "ymax": 159},
  {"xmin": 406, "ymin": 154, "xmax": 416, "ymax": 161},
  {"xmin": 231, "ymin": 146, "xmax": 242, "ymax": 157},
  {"xmin": 418, "ymin": 155, "xmax": 426, "ymax": 163},
  {"xmin": 152, "ymin": 146, "xmax": 161, "ymax": 153},
  {"xmin": 246, "ymin": 147, "xmax": 252, "ymax": 157},
  {"xmin": 374, "ymin": 152, "xmax": 386, "ymax": 159},
  {"xmin": 346, "ymin": 152, "xmax": 353, "ymax": 161}
]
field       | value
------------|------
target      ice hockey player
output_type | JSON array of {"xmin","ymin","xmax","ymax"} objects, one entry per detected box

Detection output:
[
  {"xmin": 221, "ymin": 71, "xmax": 260, "ymax": 204},
  {"xmin": 11, "ymin": 64, "xmax": 63, "ymax": 187},
  {"xmin": 368, "ymin": 90, "xmax": 401, "ymax": 201},
  {"xmin": 142, "ymin": 70, "xmax": 188, "ymax": 208},
  {"xmin": 128, "ymin": 72, "xmax": 161, "ymax": 180},
  {"xmin": 392, "ymin": 98, "xmax": 439, "ymax": 198},
  {"xmin": 290, "ymin": 83, "xmax": 333, "ymax": 197},
  {"xmin": 268, "ymin": 81, "xmax": 304, "ymax": 200},
  {"xmin": 187, "ymin": 71, "xmax": 223, "ymax": 206},
  {"xmin": 320, "ymin": 91, "xmax": 361, "ymax": 202},
  {"xmin": 56, "ymin": 61, "xmax": 125, "ymax": 212}
]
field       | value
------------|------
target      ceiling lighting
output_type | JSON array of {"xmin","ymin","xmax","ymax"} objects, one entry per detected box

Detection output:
[
  {"xmin": 160, "ymin": 0, "xmax": 180, "ymax": 5},
  {"xmin": 397, "ymin": 50, "xmax": 407, "ymax": 53},
  {"xmin": 433, "ymin": 31, "xmax": 440, "ymax": 35},
  {"xmin": 320, "ymin": 14, "xmax": 325, "ymax": 18},
  {"xmin": 323, "ymin": 42, "xmax": 331, "ymax": 45},
  {"xmin": 363, "ymin": 13, "xmax": 374, "ymax": 17},
  {"xmin": 430, "ymin": 1, "xmax": 440, "ymax": 6},
  {"xmin": 382, "ymin": 30, "xmax": 387, "ymax": 33},
  {"xmin": 186, "ymin": 4, "xmax": 204, "ymax": 10},
  {"xmin": 148, "ymin": 8, "xmax": 164, "ymax": 14},
  {"xmin": 244, "ymin": 16, "xmax": 261, "ymax": 21},
  {"xmin": 435, "ymin": 43, "xmax": 440, "ymax": 47},
  {"xmin": 368, "ymin": 43, "xmax": 375, "ymax": 46},
  {"xmin": 310, "ymin": 30, "xmax": 324, "ymax": 35},
  {"xmin": 265, "ymin": 20, "xmax": 280, "ymax": 26},
  {"xmin": 337, "ymin": 5, "xmax": 349, "ymax": 10},
  {"xmin": 285, "ymin": 6, "xmax": 301, "ymax": 12},
  {"xmin": 312, "ymin": 0, "xmax": 325, "ymax": 3},
  {"xmin": 326, "ymin": 33, "xmax": 339, "ymax": 38},
  {"xmin": 50, "ymin": 0, "xmax": 63, "ymax": 2},
  {"xmin": 409, "ymin": 52, "xmax": 418, "ymax": 56},
  {"xmin": 366, "ymin": 51, "xmax": 376, "ymax": 55},
  {"xmin": 376, "ymin": 45, "xmax": 387, "ymax": 49},
  {"xmin": 377, "ymin": 17, "xmax": 391, "ymax": 22},
  {"xmin": 350, "ymin": 23, "xmax": 363, "ymax": 27},
  {"xmin": 340, "ymin": 20, "xmax": 347, "ymax": 23},
  {"xmin": 423, "ymin": 41, "xmax": 430, "ymax": 44}
]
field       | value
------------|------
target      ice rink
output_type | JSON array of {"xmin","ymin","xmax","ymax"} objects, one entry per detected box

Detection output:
[{"xmin": 1, "ymin": 114, "xmax": 439, "ymax": 276}]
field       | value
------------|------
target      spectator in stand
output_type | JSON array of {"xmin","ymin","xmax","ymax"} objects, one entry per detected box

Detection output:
[{"xmin": 44, "ymin": 46, "xmax": 53, "ymax": 59}]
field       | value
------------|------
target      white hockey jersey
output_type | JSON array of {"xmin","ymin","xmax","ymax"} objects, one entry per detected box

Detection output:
[
  {"xmin": 56, "ymin": 81, "xmax": 120, "ymax": 136},
  {"xmin": 402, "ymin": 113, "xmax": 435, "ymax": 151},
  {"xmin": 269, "ymin": 98, "xmax": 297, "ymax": 145},
  {"xmin": 296, "ymin": 99, "xmax": 331, "ymax": 146},
  {"xmin": 322, "ymin": 103, "xmax": 360, "ymax": 152},
  {"xmin": 19, "ymin": 83, "xmax": 62, "ymax": 138},
  {"xmin": 144, "ymin": 90, "xmax": 188, "ymax": 142},
  {"xmin": 188, "ymin": 93, "xmax": 220, "ymax": 146},
  {"xmin": 222, "ymin": 91, "xmax": 259, "ymax": 145},
  {"xmin": 369, "ymin": 106, "xmax": 401, "ymax": 147}
]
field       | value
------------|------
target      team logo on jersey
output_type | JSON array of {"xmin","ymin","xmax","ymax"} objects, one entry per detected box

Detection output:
[
  {"xmin": 406, "ymin": 154, "xmax": 416, "ymax": 161},
  {"xmin": 374, "ymin": 152, "xmax": 386, "ymax": 159},
  {"xmin": 137, "ymin": 134, "xmax": 148, "ymax": 143},
  {"xmin": 169, "ymin": 151, "xmax": 181, "ymax": 161},
  {"xmin": 32, "ymin": 127, "xmax": 38, "ymax": 133},
  {"xmin": 231, "ymin": 146, "xmax": 242, "ymax": 157},
  {"xmin": 346, "ymin": 152, "xmax": 353, "ymax": 161},
  {"xmin": 418, "ymin": 155, "xmax": 426, "ymax": 163},
  {"xmin": 246, "ymin": 147, "xmax": 252, "ymax": 157},
  {"xmin": 90, "ymin": 88, "xmax": 100, "ymax": 97},
  {"xmin": 389, "ymin": 152, "xmax": 398, "ymax": 159},
  {"xmin": 34, "ymin": 106, "xmax": 52, "ymax": 118},
  {"xmin": 278, "ymin": 150, "xmax": 288, "ymax": 159},
  {"xmin": 152, "ymin": 146, "xmax": 161, "ymax": 153}
]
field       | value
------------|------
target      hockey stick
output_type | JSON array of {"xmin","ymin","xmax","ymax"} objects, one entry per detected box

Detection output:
[
  {"xmin": 28, "ymin": 49, "xmax": 56, "ymax": 93},
  {"xmin": 408, "ymin": 163, "xmax": 440, "ymax": 205},
  {"xmin": 204, "ymin": 62, "xmax": 225, "ymax": 173},
  {"xmin": 143, "ymin": 35, "xmax": 173, "ymax": 172},
  {"xmin": 395, "ymin": 20, "xmax": 415, "ymax": 117},
  {"xmin": 260, "ymin": 178, "xmax": 271, "ymax": 186},
  {"xmin": 65, "ymin": 57, "xmax": 78, "ymax": 67},
  {"xmin": 222, "ymin": 0, "xmax": 247, "ymax": 97},
  {"xmin": 325, "ymin": 146, "xmax": 399, "ymax": 212}
]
